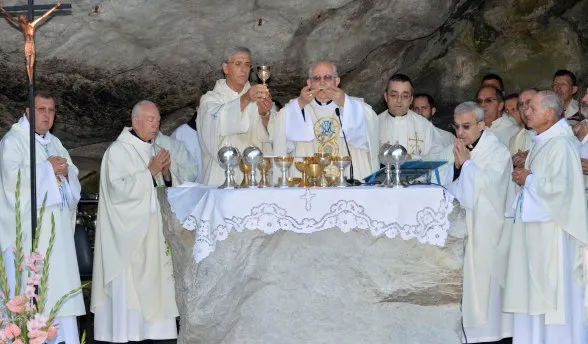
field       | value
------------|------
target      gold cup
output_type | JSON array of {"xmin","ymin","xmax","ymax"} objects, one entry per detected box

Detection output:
[
  {"xmin": 306, "ymin": 163, "xmax": 324, "ymax": 187},
  {"xmin": 313, "ymin": 153, "xmax": 331, "ymax": 187},
  {"xmin": 257, "ymin": 65, "xmax": 271, "ymax": 85},
  {"xmin": 257, "ymin": 157, "xmax": 272, "ymax": 187},
  {"xmin": 239, "ymin": 158, "xmax": 251, "ymax": 188}
]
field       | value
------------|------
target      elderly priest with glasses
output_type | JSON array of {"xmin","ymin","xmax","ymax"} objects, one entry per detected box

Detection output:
[
  {"xmin": 440, "ymin": 101, "xmax": 514, "ymax": 343},
  {"xmin": 271, "ymin": 60, "xmax": 379, "ymax": 180}
]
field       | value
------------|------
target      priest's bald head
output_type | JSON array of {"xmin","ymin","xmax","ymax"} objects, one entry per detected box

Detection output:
[
  {"xmin": 307, "ymin": 61, "xmax": 341, "ymax": 103},
  {"xmin": 131, "ymin": 100, "xmax": 161, "ymax": 141},
  {"xmin": 25, "ymin": 91, "xmax": 55, "ymax": 135},
  {"xmin": 453, "ymin": 101, "xmax": 485, "ymax": 146},
  {"xmin": 222, "ymin": 46, "xmax": 252, "ymax": 93},
  {"xmin": 527, "ymin": 90, "xmax": 563, "ymax": 134}
]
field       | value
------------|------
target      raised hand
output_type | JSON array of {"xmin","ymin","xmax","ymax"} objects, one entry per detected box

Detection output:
[
  {"xmin": 453, "ymin": 139, "xmax": 470, "ymax": 169},
  {"xmin": 245, "ymin": 84, "xmax": 270, "ymax": 103},
  {"xmin": 297, "ymin": 85, "xmax": 313, "ymax": 109},
  {"xmin": 322, "ymin": 86, "xmax": 345, "ymax": 107},
  {"xmin": 148, "ymin": 149, "xmax": 171, "ymax": 176}
]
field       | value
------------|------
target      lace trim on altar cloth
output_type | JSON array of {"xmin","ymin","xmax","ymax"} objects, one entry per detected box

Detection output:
[{"xmin": 183, "ymin": 196, "xmax": 453, "ymax": 263}]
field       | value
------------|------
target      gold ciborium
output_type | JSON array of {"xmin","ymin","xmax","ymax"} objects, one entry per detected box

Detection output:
[
  {"xmin": 257, "ymin": 65, "xmax": 271, "ymax": 85},
  {"xmin": 258, "ymin": 157, "xmax": 272, "ymax": 187},
  {"xmin": 239, "ymin": 158, "xmax": 251, "ymax": 188},
  {"xmin": 306, "ymin": 163, "xmax": 324, "ymax": 187},
  {"xmin": 313, "ymin": 153, "xmax": 331, "ymax": 187}
]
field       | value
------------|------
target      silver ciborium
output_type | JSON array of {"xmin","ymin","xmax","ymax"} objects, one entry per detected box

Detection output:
[
  {"xmin": 243, "ymin": 145, "xmax": 263, "ymax": 188},
  {"xmin": 217, "ymin": 146, "xmax": 240, "ymax": 189},
  {"xmin": 379, "ymin": 143, "xmax": 408, "ymax": 188}
]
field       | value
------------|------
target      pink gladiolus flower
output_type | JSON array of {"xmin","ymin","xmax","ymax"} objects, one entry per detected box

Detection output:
[
  {"xmin": 28, "ymin": 330, "xmax": 48, "ymax": 344},
  {"xmin": 24, "ymin": 285, "xmax": 36, "ymax": 298},
  {"xmin": 27, "ymin": 273, "xmax": 41, "ymax": 286},
  {"xmin": 3, "ymin": 323, "xmax": 21, "ymax": 339},
  {"xmin": 47, "ymin": 325, "xmax": 58, "ymax": 340},
  {"xmin": 13, "ymin": 338, "xmax": 24, "ymax": 344},
  {"xmin": 6, "ymin": 295, "xmax": 26, "ymax": 313}
]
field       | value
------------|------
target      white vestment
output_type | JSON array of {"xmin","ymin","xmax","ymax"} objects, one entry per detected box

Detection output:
[
  {"xmin": 91, "ymin": 128, "xmax": 179, "ymax": 343},
  {"xmin": 436, "ymin": 126, "xmax": 455, "ymax": 147},
  {"xmin": 0, "ymin": 116, "xmax": 85, "ymax": 344},
  {"xmin": 378, "ymin": 109, "xmax": 447, "ymax": 158},
  {"xmin": 155, "ymin": 131, "xmax": 199, "ymax": 183},
  {"xmin": 443, "ymin": 131, "xmax": 514, "ymax": 342},
  {"xmin": 503, "ymin": 119, "xmax": 588, "ymax": 344},
  {"xmin": 581, "ymin": 135, "xmax": 588, "ymax": 194},
  {"xmin": 488, "ymin": 116, "xmax": 520, "ymax": 147},
  {"xmin": 508, "ymin": 127, "xmax": 536, "ymax": 155},
  {"xmin": 564, "ymin": 99, "xmax": 579, "ymax": 119},
  {"xmin": 272, "ymin": 97, "xmax": 379, "ymax": 180},
  {"xmin": 197, "ymin": 79, "xmax": 274, "ymax": 186},
  {"xmin": 171, "ymin": 124, "xmax": 203, "ymax": 183}
]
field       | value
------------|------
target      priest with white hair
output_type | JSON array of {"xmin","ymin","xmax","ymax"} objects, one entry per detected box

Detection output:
[
  {"xmin": 91, "ymin": 100, "xmax": 190, "ymax": 343},
  {"xmin": 272, "ymin": 60, "xmax": 379, "ymax": 180},
  {"xmin": 198, "ymin": 46, "xmax": 276, "ymax": 186},
  {"xmin": 441, "ymin": 101, "xmax": 514, "ymax": 343},
  {"xmin": 504, "ymin": 90, "xmax": 588, "ymax": 344}
]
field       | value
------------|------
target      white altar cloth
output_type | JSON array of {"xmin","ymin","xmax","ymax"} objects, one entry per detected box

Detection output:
[{"xmin": 167, "ymin": 184, "xmax": 454, "ymax": 262}]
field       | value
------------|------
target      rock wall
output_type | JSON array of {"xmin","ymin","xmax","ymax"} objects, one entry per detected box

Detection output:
[
  {"xmin": 0, "ymin": 0, "xmax": 586, "ymax": 183},
  {"xmin": 158, "ymin": 189, "xmax": 468, "ymax": 344}
]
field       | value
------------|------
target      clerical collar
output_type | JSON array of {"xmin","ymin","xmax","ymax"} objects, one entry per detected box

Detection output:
[
  {"xmin": 130, "ymin": 129, "xmax": 152, "ymax": 143},
  {"xmin": 314, "ymin": 99, "xmax": 333, "ymax": 106},
  {"xmin": 467, "ymin": 132, "xmax": 483, "ymax": 151},
  {"xmin": 388, "ymin": 110, "xmax": 407, "ymax": 117}
]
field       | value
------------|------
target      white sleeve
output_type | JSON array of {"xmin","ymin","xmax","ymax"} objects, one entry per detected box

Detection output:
[
  {"xmin": 340, "ymin": 95, "xmax": 369, "ymax": 150},
  {"xmin": 36, "ymin": 160, "xmax": 62, "ymax": 208},
  {"xmin": 520, "ymin": 174, "xmax": 552, "ymax": 222},
  {"xmin": 446, "ymin": 160, "xmax": 476, "ymax": 209}
]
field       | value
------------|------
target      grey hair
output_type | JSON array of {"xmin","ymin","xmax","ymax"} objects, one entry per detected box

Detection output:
[
  {"xmin": 131, "ymin": 100, "xmax": 158, "ymax": 118},
  {"xmin": 308, "ymin": 61, "xmax": 338, "ymax": 78},
  {"xmin": 536, "ymin": 90, "xmax": 564, "ymax": 119},
  {"xmin": 222, "ymin": 46, "xmax": 252, "ymax": 63},
  {"xmin": 454, "ymin": 101, "xmax": 484, "ymax": 122}
]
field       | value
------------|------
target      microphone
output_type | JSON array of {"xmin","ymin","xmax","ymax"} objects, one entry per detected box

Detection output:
[{"xmin": 335, "ymin": 108, "xmax": 361, "ymax": 186}]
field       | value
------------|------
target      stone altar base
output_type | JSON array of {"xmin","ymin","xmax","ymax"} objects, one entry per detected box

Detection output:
[{"xmin": 158, "ymin": 189, "xmax": 466, "ymax": 344}]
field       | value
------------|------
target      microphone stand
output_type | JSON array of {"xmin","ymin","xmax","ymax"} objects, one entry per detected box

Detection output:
[{"xmin": 335, "ymin": 108, "xmax": 361, "ymax": 186}]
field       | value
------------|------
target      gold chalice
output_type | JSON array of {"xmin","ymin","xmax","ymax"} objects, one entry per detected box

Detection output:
[
  {"xmin": 295, "ymin": 160, "xmax": 310, "ymax": 187},
  {"xmin": 257, "ymin": 157, "xmax": 272, "ymax": 187},
  {"xmin": 313, "ymin": 153, "xmax": 331, "ymax": 187},
  {"xmin": 330, "ymin": 156, "xmax": 352, "ymax": 187},
  {"xmin": 239, "ymin": 158, "xmax": 251, "ymax": 188},
  {"xmin": 274, "ymin": 155, "xmax": 294, "ymax": 188},
  {"xmin": 257, "ymin": 65, "xmax": 271, "ymax": 85},
  {"xmin": 306, "ymin": 163, "xmax": 324, "ymax": 187}
]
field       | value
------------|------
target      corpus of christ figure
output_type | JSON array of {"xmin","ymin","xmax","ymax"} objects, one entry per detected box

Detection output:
[{"xmin": 0, "ymin": 0, "xmax": 62, "ymax": 83}]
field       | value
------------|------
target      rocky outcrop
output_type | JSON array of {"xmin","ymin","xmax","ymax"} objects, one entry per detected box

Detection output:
[
  {"xmin": 0, "ymin": 0, "xmax": 586, "ymax": 184},
  {"xmin": 158, "ymin": 189, "xmax": 467, "ymax": 344}
]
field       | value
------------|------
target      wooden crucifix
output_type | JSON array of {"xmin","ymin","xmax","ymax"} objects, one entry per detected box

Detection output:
[{"xmin": 0, "ymin": 0, "xmax": 71, "ymax": 249}]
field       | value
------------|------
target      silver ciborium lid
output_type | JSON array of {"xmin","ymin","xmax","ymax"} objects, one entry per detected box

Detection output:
[
  {"xmin": 378, "ymin": 143, "xmax": 408, "ymax": 188},
  {"xmin": 242, "ymin": 145, "xmax": 263, "ymax": 187},
  {"xmin": 217, "ymin": 146, "xmax": 240, "ymax": 189}
]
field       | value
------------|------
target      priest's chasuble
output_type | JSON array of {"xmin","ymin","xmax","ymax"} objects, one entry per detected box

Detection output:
[
  {"xmin": 272, "ymin": 96, "xmax": 379, "ymax": 179},
  {"xmin": 565, "ymin": 99, "xmax": 580, "ymax": 119},
  {"xmin": 0, "ymin": 116, "xmax": 85, "ymax": 318},
  {"xmin": 503, "ymin": 119, "xmax": 588, "ymax": 325},
  {"xmin": 91, "ymin": 128, "xmax": 179, "ymax": 329},
  {"xmin": 198, "ymin": 79, "xmax": 274, "ymax": 186},
  {"xmin": 508, "ymin": 127, "xmax": 536, "ymax": 155},
  {"xmin": 171, "ymin": 124, "xmax": 204, "ymax": 183},
  {"xmin": 437, "ymin": 127, "xmax": 455, "ymax": 147},
  {"xmin": 378, "ymin": 110, "xmax": 446, "ymax": 158},
  {"xmin": 155, "ymin": 131, "xmax": 199, "ymax": 183},
  {"xmin": 443, "ymin": 131, "xmax": 514, "ymax": 337},
  {"xmin": 488, "ymin": 116, "xmax": 520, "ymax": 147}
]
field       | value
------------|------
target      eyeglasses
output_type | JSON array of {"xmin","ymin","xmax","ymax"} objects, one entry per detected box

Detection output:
[
  {"xmin": 227, "ymin": 61, "xmax": 252, "ymax": 69},
  {"xmin": 310, "ymin": 75, "xmax": 335, "ymax": 82},
  {"xmin": 387, "ymin": 92, "xmax": 412, "ymax": 101},
  {"xmin": 451, "ymin": 121, "xmax": 482, "ymax": 130},
  {"xmin": 477, "ymin": 97, "xmax": 497, "ymax": 105}
]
